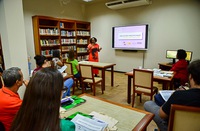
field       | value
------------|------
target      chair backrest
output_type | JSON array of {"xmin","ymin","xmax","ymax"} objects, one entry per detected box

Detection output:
[
  {"xmin": 79, "ymin": 64, "xmax": 93, "ymax": 79},
  {"xmin": 168, "ymin": 104, "xmax": 200, "ymax": 131},
  {"xmin": 133, "ymin": 69, "xmax": 153, "ymax": 89},
  {"xmin": 65, "ymin": 62, "xmax": 73, "ymax": 75}
]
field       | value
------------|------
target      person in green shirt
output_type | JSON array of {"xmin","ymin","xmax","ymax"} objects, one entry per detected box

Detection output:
[
  {"xmin": 10, "ymin": 68, "xmax": 75, "ymax": 131},
  {"xmin": 67, "ymin": 50, "xmax": 90, "ymax": 90}
]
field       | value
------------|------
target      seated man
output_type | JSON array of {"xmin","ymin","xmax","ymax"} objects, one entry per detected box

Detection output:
[
  {"xmin": 0, "ymin": 67, "xmax": 26, "ymax": 131},
  {"xmin": 144, "ymin": 59, "xmax": 200, "ymax": 131}
]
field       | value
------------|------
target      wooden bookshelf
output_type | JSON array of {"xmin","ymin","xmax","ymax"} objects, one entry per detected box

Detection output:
[{"xmin": 32, "ymin": 16, "xmax": 90, "ymax": 62}]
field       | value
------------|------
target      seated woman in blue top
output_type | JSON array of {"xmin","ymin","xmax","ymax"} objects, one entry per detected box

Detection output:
[{"xmin": 10, "ymin": 67, "xmax": 75, "ymax": 131}]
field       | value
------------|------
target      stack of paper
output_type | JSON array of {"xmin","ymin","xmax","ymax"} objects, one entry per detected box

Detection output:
[{"xmin": 71, "ymin": 114, "xmax": 108, "ymax": 131}]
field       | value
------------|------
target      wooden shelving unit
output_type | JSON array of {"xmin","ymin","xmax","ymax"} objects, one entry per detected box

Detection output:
[{"xmin": 32, "ymin": 15, "xmax": 90, "ymax": 62}]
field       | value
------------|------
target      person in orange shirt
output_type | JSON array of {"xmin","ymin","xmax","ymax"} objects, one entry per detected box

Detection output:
[
  {"xmin": 87, "ymin": 37, "xmax": 102, "ymax": 77},
  {"xmin": 0, "ymin": 67, "xmax": 27, "ymax": 131}
]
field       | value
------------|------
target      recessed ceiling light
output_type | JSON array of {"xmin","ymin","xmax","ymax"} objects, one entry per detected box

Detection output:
[{"xmin": 83, "ymin": 0, "xmax": 93, "ymax": 2}]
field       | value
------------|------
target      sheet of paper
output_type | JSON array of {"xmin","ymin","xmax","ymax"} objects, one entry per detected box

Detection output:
[
  {"xmin": 159, "ymin": 90, "xmax": 175, "ymax": 101},
  {"xmin": 58, "ymin": 65, "xmax": 67, "ymax": 73},
  {"xmin": 71, "ymin": 114, "xmax": 108, "ymax": 131}
]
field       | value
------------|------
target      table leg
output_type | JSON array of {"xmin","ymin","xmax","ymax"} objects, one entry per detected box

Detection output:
[
  {"xmin": 127, "ymin": 75, "xmax": 132, "ymax": 104},
  {"xmin": 102, "ymin": 68, "xmax": 105, "ymax": 91},
  {"xmin": 111, "ymin": 66, "xmax": 114, "ymax": 86},
  {"xmin": 162, "ymin": 82, "xmax": 169, "ymax": 90}
]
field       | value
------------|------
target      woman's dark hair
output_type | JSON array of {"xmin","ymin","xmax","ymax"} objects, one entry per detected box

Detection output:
[
  {"xmin": 52, "ymin": 50, "xmax": 61, "ymax": 59},
  {"xmin": 68, "ymin": 50, "xmax": 75, "ymax": 61},
  {"xmin": 90, "ymin": 37, "xmax": 97, "ymax": 43},
  {"xmin": 188, "ymin": 59, "xmax": 200, "ymax": 85},
  {"xmin": 11, "ymin": 67, "xmax": 64, "ymax": 131},
  {"xmin": 2, "ymin": 67, "xmax": 21, "ymax": 88},
  {"xmin": 34, "ymin": 55, "xmax": 47, "ymax": 67},
  {"xmin": 177, "ymin": 49, "xmax": 187, "ymax": 59}
]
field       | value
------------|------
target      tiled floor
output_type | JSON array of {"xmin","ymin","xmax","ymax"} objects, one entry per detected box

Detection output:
[{"xmin": 73, "ymin": 71, "xmax": 159, "ymax": 130}]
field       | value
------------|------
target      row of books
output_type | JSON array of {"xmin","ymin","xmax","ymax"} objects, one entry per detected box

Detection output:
[
  {"xmin": 77, "ymin": 31, "xmax": 90, "ymax": 36},
  {"xmin": 41, "ymin": 49, "xmax": 60, "ymax": 56},
  {"xmin": 40, "ymin": 39, "xmax": 88, "ymax": 45},
  {"xmin": 60, "ymin": 30, "xmax": 90, "ymax": 37},
  {"xmin": 61, "ymin": 38, "xmax": 76, "ymax": 44},
  {"xmin": 61, "ymin": 30, "xmax": 76, "ymax": 37},
  {"xmin": 62, "ymin": 46, "xmax": 75, "ymax": 52},
  {"xmin": 40, "ymin": 39, "xmax": 60, "ymax": 46},
  {"xmin": 77, "ymin": 39, "xmax": 88, "ymax": 44},
  {"xmin": 39, "ymin": 28, "xmax": 59, "ymax": 35},
  {"xmin": 77, "ymin": 55, "xmax": 88, "ymax": 61},
  {"xmin": 77, "ymin": 47, "xmax": 87, "ymax": 53}
]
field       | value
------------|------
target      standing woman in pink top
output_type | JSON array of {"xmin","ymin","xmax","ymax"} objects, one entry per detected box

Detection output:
[{"xmin": 87, "ymin": 37, "xmax": 102, "ymax": 77}]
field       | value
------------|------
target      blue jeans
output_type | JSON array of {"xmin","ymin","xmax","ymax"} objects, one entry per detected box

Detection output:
[
  {"xmin": 62, "ymin": 78, "xmax": 74, "ymax": 98},
  {"xmin": 144, "ymin": 101, "xmax": 168, "ymax": 131}
]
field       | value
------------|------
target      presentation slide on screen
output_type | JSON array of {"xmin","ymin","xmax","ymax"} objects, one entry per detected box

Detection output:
[{"xmin": 114, "ymin": 25, "xmax": 147, "ymax": 49}]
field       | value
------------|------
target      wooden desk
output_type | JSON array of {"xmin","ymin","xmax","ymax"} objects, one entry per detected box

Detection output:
[
  {"xmin": 79, "ymin": 61, "xmax": 116, "ymax": 90},
  {"xmin": 125, "ymin": 71, "xmax": 174, "ymax": 104},
  {"xmin": 60, "ymin": 94, "xmax": 154, "ymax": 130},
  {"xmin": 158, "ymin": 63, "xmax": 172, "ymax": 71}
]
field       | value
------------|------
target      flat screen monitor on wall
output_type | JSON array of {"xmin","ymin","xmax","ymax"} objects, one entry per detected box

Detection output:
[
  {"xmin": 112, "ymin": 24, "xmax": 149, "ymax": 50},
  {"xmin": 166, "ymin": 50, "xmax": 193, "ymax": 64}
]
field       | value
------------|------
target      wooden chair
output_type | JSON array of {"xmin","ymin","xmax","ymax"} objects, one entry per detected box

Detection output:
[
  {"xmin": 64, "ymin": 62, "xmax": 76, "ymax": 94},
  {"xmin": 132, "ymin": 69, "xmax": 158, "ymax": 107},
  {"xmin": 79, "ymin": 64, "xmax": 103, "ymax": 96},
  {"xmin": 168, "ymin": 104, "xmax": 200, "ymax": 131}
]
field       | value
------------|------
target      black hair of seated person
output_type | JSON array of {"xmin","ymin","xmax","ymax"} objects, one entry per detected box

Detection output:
[
  {"xmin": 2, "ymin": 67, "xmax": 22, "ymax": 88},
  {"xmin": 10, "ymin": 67, "xmax": 64, "ymax": 131},
  {"xmin": 68, "ymin": 49, "xmax": 75, "ymax": 61},
  {"xmin": 177, "ymin": 49, "xmax": 187, "ymax": 60},
  {"xmin": 188, "ymin": 59, "xmax": 200, "ymax": 85},
  {"xmin": 34, "ymin": 55, "xmax": 47, "ymax": 67},
  {"xmin": 52, "ymin": 50, "xmax": 61, "ymax": 59}
]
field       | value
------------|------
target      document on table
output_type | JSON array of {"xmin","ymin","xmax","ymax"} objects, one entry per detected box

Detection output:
[
  {"xmin": 71, "ymin": 114, "xmax": 108, "ymax": 131},
  {"xmin": 159, "ymin": 90, "xmax": 175, "ymax": 101},
  {"xmin": 154, "ymin": 70, "xmax": 173, "ymax": 78}
]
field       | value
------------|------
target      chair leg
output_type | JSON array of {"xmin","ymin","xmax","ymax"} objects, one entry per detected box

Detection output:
[
  {"xmin": 132, "ymin": 93, "xmax": 135, "ymax": 107},
  {"xmin": 72, "ymin": 84, "xmax": 75, "ymax": 95},
  {"xmin": 82, "ymin": 81, "xmax": 85, "ymax": 94},
  {"xmin": 93, "ymin": 84, "xmax": 95, "ymax": 96},
  {"xmin": 101, "ymin": 81, "xmax": 104, "ymax": 94},
  {"xmin": 150, "ymin": 95, "xmax": 153, "ymax": 100}
]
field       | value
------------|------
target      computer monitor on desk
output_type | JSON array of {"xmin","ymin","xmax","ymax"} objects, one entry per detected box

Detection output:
[{"xmin": 166, "ymin": 50, "xmax": 193, "ymax": 64}]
